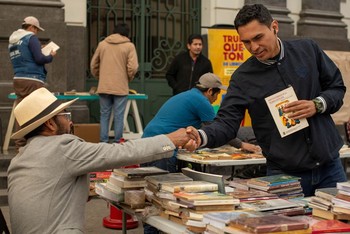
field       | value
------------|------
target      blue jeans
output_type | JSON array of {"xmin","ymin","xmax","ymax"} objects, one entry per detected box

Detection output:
[
  {"xmin": 99, "ymin": 94, "xmax": 128, "ymax": 143},
  {"xmin": 267, "ymin": 157, "xmax": 347, "ymax": 197}
]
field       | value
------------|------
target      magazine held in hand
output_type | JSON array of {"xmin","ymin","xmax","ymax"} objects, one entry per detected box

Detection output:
[{"xmin": 265, "ymin": 86, "xmax": 309, "ymax": 138}]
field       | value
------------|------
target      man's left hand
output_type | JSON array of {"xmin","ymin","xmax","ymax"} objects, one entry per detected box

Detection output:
[{"xmin": 283, "ymin": 100, "xmax": 317, "ymax": 119}]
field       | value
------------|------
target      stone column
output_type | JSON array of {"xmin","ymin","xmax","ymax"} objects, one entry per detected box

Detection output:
[
  {"xmin": 297, "ymin": 0, "xmax": 350, "ymax": 50},
  {"xmin": 245, "ymin": 0, "xmax": 294, "ymax": 38}
]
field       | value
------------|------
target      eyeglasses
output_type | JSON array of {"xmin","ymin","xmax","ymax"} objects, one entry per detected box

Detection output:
[{"xmin": 56, "ymin": 112, "xmax": 72, "ymax": 121}]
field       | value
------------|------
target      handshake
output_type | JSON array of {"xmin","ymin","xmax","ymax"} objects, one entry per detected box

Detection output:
[{"xmin": 166, "ymin": 126, "xmax": 201, "ymax": 151}]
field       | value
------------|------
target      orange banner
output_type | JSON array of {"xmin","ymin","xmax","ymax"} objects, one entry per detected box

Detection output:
[{"xmin": 207, "ymin": 28, "xmax": 252, "ymax": 126}]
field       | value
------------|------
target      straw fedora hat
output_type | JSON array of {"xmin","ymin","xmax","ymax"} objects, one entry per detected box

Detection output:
[{"xmin": 11, "ymin": 88, "xmax": 78, "ymax": 139}]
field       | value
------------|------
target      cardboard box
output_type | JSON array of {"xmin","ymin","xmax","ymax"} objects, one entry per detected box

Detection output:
[{"xmin": 73, "ymin": 123, "xmax": 100, "ymax": 143}]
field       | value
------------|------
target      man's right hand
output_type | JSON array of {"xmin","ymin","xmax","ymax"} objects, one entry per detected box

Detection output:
[{"xmin": 166, "ymin": 126, "xmax": 199, "ymax": 151}]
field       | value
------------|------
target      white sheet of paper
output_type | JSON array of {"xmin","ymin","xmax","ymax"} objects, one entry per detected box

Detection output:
[{"xmin": 41, "ymin": 41, "xmax": 60, "ymax": 56}]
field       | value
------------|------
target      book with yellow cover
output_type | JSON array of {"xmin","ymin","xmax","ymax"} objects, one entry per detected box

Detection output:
[{"xmin": 160, "ymin": 180, "xmax": 218, "ymax": 193}]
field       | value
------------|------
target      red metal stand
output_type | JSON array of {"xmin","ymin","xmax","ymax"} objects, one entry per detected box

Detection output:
[{"xmin": 102, "ymin": 205, "xmax": 138, "ymax": 229}]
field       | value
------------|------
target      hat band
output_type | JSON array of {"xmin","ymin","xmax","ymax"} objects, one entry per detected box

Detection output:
[{"xmin": 21, "ymin": 100, "xmax": 62, "ymax": 128}]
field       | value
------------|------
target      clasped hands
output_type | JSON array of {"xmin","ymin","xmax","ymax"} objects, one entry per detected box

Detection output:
[{"xmin": 166, "ymin": 126, "xmax": 201, "ymax": 152}]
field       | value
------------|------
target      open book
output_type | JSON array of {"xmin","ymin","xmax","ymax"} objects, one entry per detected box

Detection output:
[
  {"xmin": 265, "ymin": 86, "xmax": 309, "ymax": 137},
  {"xmin": 42, "ymin": 41, "xmax": 60, "ymax": 56}
]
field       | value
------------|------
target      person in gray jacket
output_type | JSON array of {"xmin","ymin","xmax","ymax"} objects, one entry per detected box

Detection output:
[{"xmin": 7, "ymin": 88, "xmax": 197, "ymax": 234}]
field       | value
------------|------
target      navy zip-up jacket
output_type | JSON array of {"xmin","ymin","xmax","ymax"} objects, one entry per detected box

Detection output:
[{"xmin": 201, "ymin": 39, "xmax": 345, "ymax": 172}]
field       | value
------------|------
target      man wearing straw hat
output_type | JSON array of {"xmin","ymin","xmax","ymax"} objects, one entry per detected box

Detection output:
[{"xmin": 7, "ymin": 88, "xmax": 198, "ymax": 234}]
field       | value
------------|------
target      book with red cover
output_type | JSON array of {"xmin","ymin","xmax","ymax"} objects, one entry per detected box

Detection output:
[{"xmin": 311, "ymin": 220, "xmax": 350, "ymax": 233}]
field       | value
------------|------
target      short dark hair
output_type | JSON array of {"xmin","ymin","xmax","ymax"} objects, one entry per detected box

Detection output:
[
  {"xmin": 234, "ymin": 4, "xmax": 273, "ymax": 30},
  {"xmin": 113, "ymin": 23, "xmax": 130, "ymax": 37},
  {"xmin": 187, "ymin": 34, "xmax": 203, "ymax": 45}
]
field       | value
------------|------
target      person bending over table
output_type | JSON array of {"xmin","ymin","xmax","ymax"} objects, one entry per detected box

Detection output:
[{"xmin": 141, "ymin": 73, "xmax": 261, "ymax": 174}]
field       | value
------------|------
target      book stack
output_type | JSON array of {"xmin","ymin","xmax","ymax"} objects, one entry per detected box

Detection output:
[
  {"xmin": 308, "ymin": 187, "xmax": 350, "ymax": 220},
  {"xmin": 89, "ymin": 171, "xmax": 112, "ymax": 196},
  {"xmin": 202, "ymin": 210, "xmax": 263, "ymax": 234},
  {"xmin": 144, "ymin": 173, "xmax": 194, "ymax": 207},
  {"xmin": 227, "ymin": 189, "xmax": 278, "ymax": 202},
  {"xmin": 332, "ymin": 182, "xmax": 350, "ymax": 216},
  {"xmin": 96, "ymin": 166, "xmax": 168, "ymax": 205},
  {"xmin": 228, "ymin": 178, "xmax": 250, "ymax": 191},
  {"xmin": 246, "ymin": 174, "xmax": 304, "ymax": 199},
  {"xmin": 173, "ymin": 191, "xmax": 240, "ymax": 233}
]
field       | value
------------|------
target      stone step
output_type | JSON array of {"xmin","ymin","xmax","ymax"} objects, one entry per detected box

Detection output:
[
  {"xmin": 0, "ymin": 189, "xmax": 8, "ymax": 207},
  {"xmin": 0, "ymin": 154, "xmax": 15, "ymax": 171},
  {"xmin": 0, "ymin": 172, "xmax": 8, "ymax": 190}
]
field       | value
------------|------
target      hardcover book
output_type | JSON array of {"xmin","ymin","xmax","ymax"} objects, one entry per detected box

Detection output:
[
  {"xmin": 113, "ymin": 166, "xmax": 168, "ymax": 178},
  {"xmin": 265, "ymin": 86, "xmax": 309, "ymax": 137},
  {"xmin": 232, "ymin": 214, "xmax": 309, "ymax": 233}
]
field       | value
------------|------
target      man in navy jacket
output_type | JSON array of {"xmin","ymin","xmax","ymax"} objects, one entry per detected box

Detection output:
[{"xmin": 188, "ymin": 4, "xmax": 347, "ymax": 196}]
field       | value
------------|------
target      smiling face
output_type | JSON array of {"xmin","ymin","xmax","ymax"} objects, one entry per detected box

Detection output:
[{"xmin": 237, "ymin": 19, "xmax": 280, "ymax": 61}]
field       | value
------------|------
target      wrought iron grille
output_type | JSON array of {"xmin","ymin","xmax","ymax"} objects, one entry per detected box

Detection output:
[{"xmin": 87, "ymin": 0, "xmax": 201, "ymax": 82}]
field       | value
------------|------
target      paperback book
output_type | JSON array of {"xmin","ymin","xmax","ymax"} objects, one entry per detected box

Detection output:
[
  {"xmin": 160, "ymin": 180, "xmax": 219, "ymax": 193},
  {"xmin": 311, "ymin": 219, "xmax": 350, "ymax": 233},
  {"xmin": 248, "ymin": 174, "xmax": 301, "ymax": 186},
  {"xmin": 265, "ymin": 86, "xmax": 309, "ymax": 137},
  {"xmin": 41, "ymin": 41, "xmax": 60, "ymax": 56},
  {"xmin": 145, "ymin": 172, "xmax": 193, "ymax": 189},
  {"xmin": 314, "ymin": 187, "xmax": 338, "ymax": 201},
  {"xmin": 239, "ymin": 198, "xmax": 301, "ymax": 211},
  {"xmin": 174, "ymin": 191, "xmax": 239, "ymax": 206}
]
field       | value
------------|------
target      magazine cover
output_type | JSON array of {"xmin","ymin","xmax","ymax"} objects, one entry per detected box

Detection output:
[{"xmin": 265, "ymin": 86, "xmax": 309, "ymax": 137}]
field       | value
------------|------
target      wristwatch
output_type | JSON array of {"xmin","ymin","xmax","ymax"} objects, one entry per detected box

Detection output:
[{"xmin": 312, "ymin": 98, "xmax": 324, "ymax": 114}]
